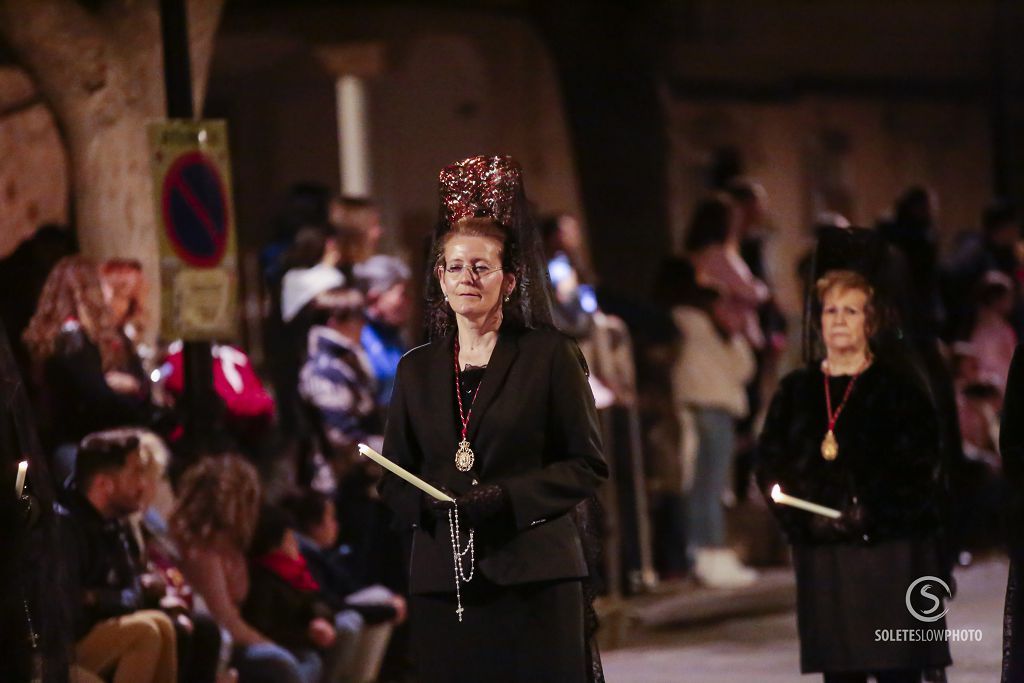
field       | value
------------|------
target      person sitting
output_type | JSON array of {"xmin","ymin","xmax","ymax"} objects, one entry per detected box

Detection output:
[
  {"xmin": 283, "ymin": 490, "xmax": 404, "ymax": 682},
  {"xmin": 58, "ymin": 428, "xmax": 177, "ymax": 683},
  {"xmin": 172, "ymin": 455, "xmax": 320, "ymax": 683},
  {"xmin": 242, "ymin": 505, "xmax": 334, "ymax": 675},
  {"xmin": 22, "ymin": 256, "xmax": 153, "ymax": 481},
  {"xmin": 283, "ymin": 490, "xmax": 404, "ymax": 620},
  {"xmin": 298, "ymin": 287, "xmax": 406, "ymax": 592},
  {"xmin": 298, "ymin": 287, "xmax": 382, "ymax": 495},
  {"xmin": 127, "ymin": 429, "xmax": 227, "ymax": 683},
  {"xmin": 299, "ymin": 287, "xmax": 382, "ymax": 464}
]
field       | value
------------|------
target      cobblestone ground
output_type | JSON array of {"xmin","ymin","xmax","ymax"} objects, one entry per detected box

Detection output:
[{"xmin": 602, "ymin": 559, "xmax": 1006, "ymax": 683}]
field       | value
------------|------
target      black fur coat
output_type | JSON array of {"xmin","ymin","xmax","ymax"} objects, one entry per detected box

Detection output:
[{"xmin": 756, "ymin": 361, "xmax": 945, "ymax": 545}]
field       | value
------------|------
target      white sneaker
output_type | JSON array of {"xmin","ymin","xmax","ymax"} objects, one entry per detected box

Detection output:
[
  {"xmin": 717, "ymin": 548, "xmax": 758, "ymax": 583},
  {"xmin": 693, "ymin": 548, "xmax": 758, "ymax": 589}
]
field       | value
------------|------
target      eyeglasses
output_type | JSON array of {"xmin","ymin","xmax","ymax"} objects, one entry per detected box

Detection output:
[{"xmin": 443, "ymin": 264, "xmax": 503, "ymax": 280}]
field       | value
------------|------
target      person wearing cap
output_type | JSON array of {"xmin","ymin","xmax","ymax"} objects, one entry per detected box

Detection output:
[
  {"xmin": 277, "ymin": 226, "xmax": 345, "ymax": 438},
  {"xmin": 353, "ymin": 255, "xmax": 413, "ymax": 406}
]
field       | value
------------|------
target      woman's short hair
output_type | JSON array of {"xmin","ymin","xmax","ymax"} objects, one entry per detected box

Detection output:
[
  {"xmin": 816, "ymin": 269, "xmax": 877, "ymax": 334},
  {"xmin": 170, "ymin": 454, "xmax": 261, "ymax": 552}
]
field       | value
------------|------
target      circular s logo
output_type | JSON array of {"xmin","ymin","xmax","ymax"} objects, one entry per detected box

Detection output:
[{"xmin": 905, "ymin": 576, "xmax": 951, "ymax": 622}]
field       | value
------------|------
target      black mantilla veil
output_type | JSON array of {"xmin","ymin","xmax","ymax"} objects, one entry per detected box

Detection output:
[
  {"xmin": 0, "ymin": 318, "xmax": 69, "ymax": 683},
  {"xmin": 423, "ymin": 173, "xmax": 555, "ymax": 341},
  {"xmin": 423, "ymin": 157, "xmax": 604, "ymax": 680},
  {"xmin": 803, "ymin": 225, "xmax": 932, "ymax": 399}
]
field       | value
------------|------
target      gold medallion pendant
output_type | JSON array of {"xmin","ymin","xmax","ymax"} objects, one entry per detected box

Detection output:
[
  {"xmin": 821, "ymin": 429, "xmax": 839, "ymax": 461},
  {"xmin": 455, "ymin": 439, "xmax": 476, "ymax": 472}
]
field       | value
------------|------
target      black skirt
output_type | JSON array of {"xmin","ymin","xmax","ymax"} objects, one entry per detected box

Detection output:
[
  {"xmin": 794, "ymin": 540, "xmax": 952, "ymax": 674},
  {"xmin": 410, "ymin": 577, "xmax": 587, "ymax": 683}
]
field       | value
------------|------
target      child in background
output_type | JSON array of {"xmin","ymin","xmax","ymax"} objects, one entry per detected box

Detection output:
[
  {"xmin": 242, "ymin": 506, "xmax": 335, "ymax": 666},
  {"xmin": 283, "ymin": 490, "xmax": 403, "ymax": 683}
]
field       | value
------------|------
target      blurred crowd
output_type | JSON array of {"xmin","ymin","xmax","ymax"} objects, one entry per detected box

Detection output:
[{"xmin": 3, "ymin": 173, "xmax": 1022, "ymax": 683}]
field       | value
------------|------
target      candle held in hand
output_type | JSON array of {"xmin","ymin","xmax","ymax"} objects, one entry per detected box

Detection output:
[
  {"xmin": 15, "ymin": 460, "xmax": 27, "ymax": 497},
  {"xmin": 358, "ymin": 444, "xmax": 455, "ymax": 502},
  {"xmin": 770, "ymin": 483, "xmax": 842, "ymax": 519}
]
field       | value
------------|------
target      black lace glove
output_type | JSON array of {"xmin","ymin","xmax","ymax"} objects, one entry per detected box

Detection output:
[
  {"xmin": 455, "ymin": 484, "xmax": 510, "ymax": 529},
  {"xmin": 807, "ymin": 499, "xmax": 868, "ymax": 541},
  {"xmin": 423, "ymin": 486, "xmax": 456, "ymax": 522}
]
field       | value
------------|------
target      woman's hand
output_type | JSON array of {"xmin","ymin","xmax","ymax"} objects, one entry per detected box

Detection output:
[
  {"xmin": 423, "ymin": 485, "xmax": 457, "ymax": 521},
  {"xmin": 455, "ymin": 484, "xmax": 510, "ymax": 528},
  {"xmin": 308, "ymin": 617, "xmax": 336, "ymax": 649},
  {"xmin": 105, "ymin": 370, "xmax": 141, "ymax": 395}
]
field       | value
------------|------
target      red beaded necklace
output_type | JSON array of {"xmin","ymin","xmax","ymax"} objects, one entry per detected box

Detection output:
[
  {"xmin": 453, "ymin": 339, "xmax": 483, "ymax": 471},
  {"xmin": 820, "ymin": 356, "xmax": 871, "ymax": 461}
]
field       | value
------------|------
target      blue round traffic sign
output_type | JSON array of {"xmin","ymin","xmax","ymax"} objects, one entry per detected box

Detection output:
[{"xmin": 162, "ymin": 151, "xmax": 229, "ymax": 267}]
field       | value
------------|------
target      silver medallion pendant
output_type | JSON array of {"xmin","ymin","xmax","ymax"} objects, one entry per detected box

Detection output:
[{"xmin": 455, "ymin": 439, "xmax": 475, "ymax": 472}]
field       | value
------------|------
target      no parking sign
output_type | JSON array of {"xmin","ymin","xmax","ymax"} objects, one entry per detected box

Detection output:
[{"xmin": 149, "ymin": 120, "xmax": 238, "ymax": 340}]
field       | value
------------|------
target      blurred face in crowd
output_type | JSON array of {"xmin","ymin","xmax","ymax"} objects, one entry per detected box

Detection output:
[
  {"xmin": 331, "ymin": 201, "xmax": 383, "ymax": 255},
  {"xmin": 99, "ymin": 263, "xmax": 144, "ymax": 328},
  {"xmin": 820, "ymin": 286, "xmax": 870, "ymax": 358},
  {"xmin": 310, "ymin": 500, "xmax": 340, "ymax": 549},
  {"xmin": 92, "ymin": 449, "xmax": 148, "ymax": 518},
  {"xmin": 281, "ymin": 528, "xmax": 302, "ymax": 560},
  {"xmin": 438, "ymin": 233, "xmax": 515, "ymax": 323},
  {"xmin": 372, "ymin": 281, "xmax": 412, "ymax": 327}
]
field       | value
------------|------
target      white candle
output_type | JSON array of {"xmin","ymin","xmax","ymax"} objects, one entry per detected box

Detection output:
[
  {"xmin": 15, "ymin": 460, "xmax": 27, "ymax": 497},
  {"xmin": 770, "ymin": 483, "xmax": 842, "ymax": 519},
  {"xmin": 358, "ymin": 444, "xmax": 455, "ymax": 502}
]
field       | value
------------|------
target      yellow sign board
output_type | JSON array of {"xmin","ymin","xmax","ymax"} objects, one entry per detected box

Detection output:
[{"xmin": 148, "ymin": 120, "xmax": 238, "ymax": 341}]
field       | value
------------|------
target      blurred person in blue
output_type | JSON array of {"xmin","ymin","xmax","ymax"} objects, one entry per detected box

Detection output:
[
  {"xmin": 298, "ymin": 286, "xmax": 382, "ymax": 471},
  {"xmin": 353, "ymin": 255, "xmax": 412, "ymax": 406}
]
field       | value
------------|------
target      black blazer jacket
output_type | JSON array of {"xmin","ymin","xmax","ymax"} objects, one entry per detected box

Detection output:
[{"xmin": 378, "ymin": 325, "xmax": 608, "ymax": 594}]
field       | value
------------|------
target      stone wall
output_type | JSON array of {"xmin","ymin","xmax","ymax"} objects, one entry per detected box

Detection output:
[{"xmin": 0, "ymin": 67, "xmax": 68, "ymax": 258}]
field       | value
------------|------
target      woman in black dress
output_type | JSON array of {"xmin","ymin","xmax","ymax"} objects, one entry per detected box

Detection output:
[
  {"xmin": 757, "ymin": 228, "xmax": 951, "ymax": 683},
  {"xmin": 377, "ymin": 155, "xmax": 608, "ymax": 683}
]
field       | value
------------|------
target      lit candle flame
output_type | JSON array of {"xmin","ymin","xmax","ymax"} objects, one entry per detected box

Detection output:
[{"xmin": 15, "ymin": 460, "xmax": 27, "ymax": 497}]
